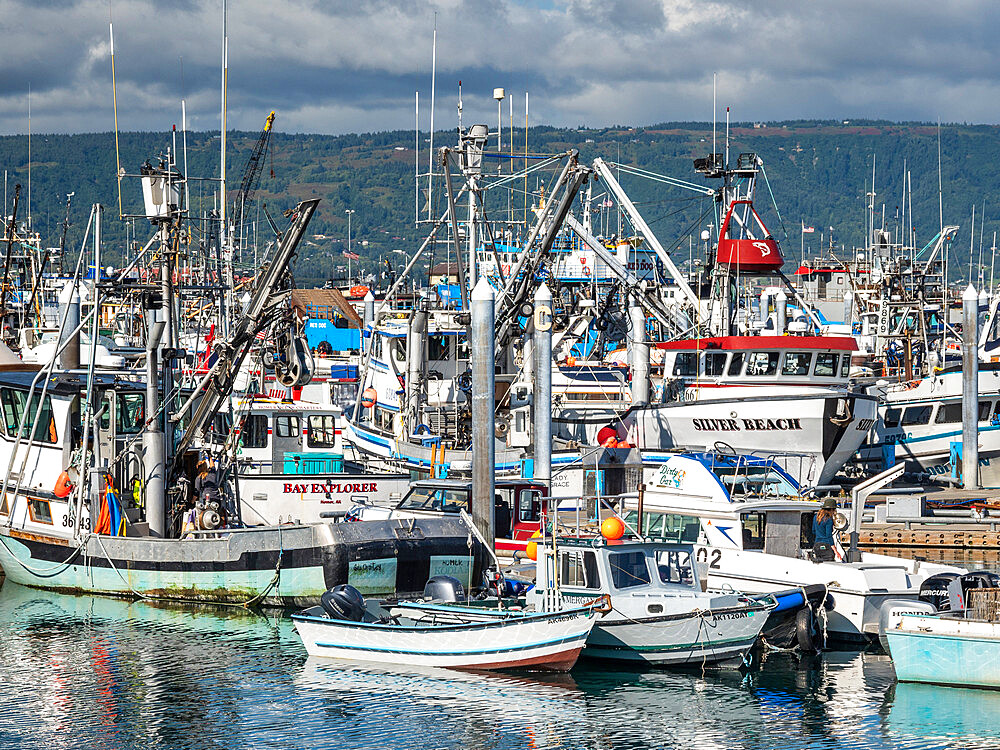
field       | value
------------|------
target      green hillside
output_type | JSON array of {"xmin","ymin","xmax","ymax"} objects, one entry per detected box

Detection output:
[{"xmin": 0, "ymin": 120, "xmax": 996, "ymax": 287}]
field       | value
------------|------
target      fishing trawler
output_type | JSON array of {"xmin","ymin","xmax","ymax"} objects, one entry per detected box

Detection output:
[{"xmin": 0, "ymin": 146, "xmax": 487, "ymax": 605}]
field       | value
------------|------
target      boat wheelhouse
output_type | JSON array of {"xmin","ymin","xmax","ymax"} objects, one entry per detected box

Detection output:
[{"xmin": 622, "ymin": 335, "xmax": 877, "ymax": 487}]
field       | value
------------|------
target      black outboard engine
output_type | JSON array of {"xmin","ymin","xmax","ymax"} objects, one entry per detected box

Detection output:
[
  {"xmin": 423, "ymin": 575, "xmax": 466, "ymax": 602},
  {"xmin": 320, "ymin": 584, "xmax": 366, "ymax": 621},
  {"xmin": 959, "ymin": 571, "xmax": 1000, "ymax": 608},
  {"xmin": 918, "ymin": 572, "xmax": 961, "ymax": 611}
]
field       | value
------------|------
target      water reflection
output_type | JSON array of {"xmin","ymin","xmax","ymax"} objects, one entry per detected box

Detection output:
[{"xmin": 0, "ymin": 579, "xmax": 996, "ymax": 750}]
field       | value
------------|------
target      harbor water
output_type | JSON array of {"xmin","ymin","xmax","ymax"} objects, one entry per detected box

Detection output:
[{"xmin": 2, "ymin": 561, "xmax": 999, "ymax": 750}]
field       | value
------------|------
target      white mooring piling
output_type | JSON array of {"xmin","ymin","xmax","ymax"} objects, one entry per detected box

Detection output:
[
  {"xmin": 963, "ymin": 283, "xmax": 980, "ymax": 490},
  {"xmin": 629, "ymin": 299, "xmax": 649, "ymax": 404},
  {"xmin": 533, "ymin": 284, "xmax": 552, "ymax": 486},
  {"xmin": 471, "ymin": 278, "xmax": 495, "ymax": 547}
]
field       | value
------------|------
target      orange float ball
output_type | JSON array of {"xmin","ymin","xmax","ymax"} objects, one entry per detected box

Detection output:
[
  {"xmin": 601, "ymin": 516, "xmax": 625, "ymax": 540},
  {"xmin": 525, "ymin": 529, "xmax": 543, "ymax": 561}
]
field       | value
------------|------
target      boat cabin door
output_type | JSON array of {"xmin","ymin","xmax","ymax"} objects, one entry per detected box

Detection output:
[
  {"xmin": 271, "ymin": 413, "xmax": 302, "ymax": 470},
  {"xmin": 97, "ymin": 389, "xmax": 146, "ymax": 507}
]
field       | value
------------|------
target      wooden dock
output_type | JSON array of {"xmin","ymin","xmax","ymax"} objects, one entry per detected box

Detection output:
[{"xmin": 861, "ymin": 485, "xmax": 1000, "ymax": 550}]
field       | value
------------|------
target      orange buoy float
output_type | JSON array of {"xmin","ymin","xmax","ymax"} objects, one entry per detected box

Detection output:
[
  {"xmin": 350, "ymin": 285, "xmax": 370, "ymax": 298},
  {"xmin": 566, "ymin": 355, "xmax": 577, "ymax": 367},
  {"xmin": 602, "ymin": 436, "xmax": 619, "ymax": 448},
  {"xmin": 601, "ymin": 516, "xmax": 625, "ymax": 540},
  {"xmin": 54, "ymin": 470, "xmax": 74, "ymax": 498},
  {"xmin": 596, "ymin": 425, "xmax": 618, "ymax": 445},
  {"xmin": 525, "ymin": 530, "xmax": 542, "ymax": 561},
  {"xmin": 360, "ymin": 387, "xmax": 377, "ymax": 408}
]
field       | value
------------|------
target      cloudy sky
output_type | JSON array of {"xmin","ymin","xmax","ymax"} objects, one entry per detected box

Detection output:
[{"xmin": 2, "ymin": 0, "xmax": 999, "ymax": 136}]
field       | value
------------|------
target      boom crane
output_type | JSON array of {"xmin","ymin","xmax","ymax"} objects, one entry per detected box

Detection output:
[{"xmin": 232, "ymin": 111, "xmax": 276, "ymax": 256}]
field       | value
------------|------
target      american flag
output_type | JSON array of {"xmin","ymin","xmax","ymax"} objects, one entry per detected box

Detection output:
[
  {"xmin": 343, "ymin": 250, "xmax": 360, "ymax": 261},
  {"xmin": 801, "ymin": 224, "xmax": 815, "ymax": 233}
]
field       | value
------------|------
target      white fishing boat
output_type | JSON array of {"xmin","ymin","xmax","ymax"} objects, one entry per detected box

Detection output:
[
  {"xmin": 886, "ymin": 589, "xmax": 1000, "ymax": 690},
  {"xmin": 622, "ymin": 335, "xmax": 878, "ymax": 488},
  {"xmin": 292, "ymin": 580, "xmax": 598, "ymax": 671},
  {"xmin": 627, "ymin": 452, "xmax": 963, "ymax": 642},
  {"xmin": 529, "ymin": 537, "xmax": 776, "ymax": 665}
]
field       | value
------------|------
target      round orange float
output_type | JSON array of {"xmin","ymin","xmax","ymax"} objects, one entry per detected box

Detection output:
[
  {"xmin": 360, "ymin": 387, "xmax": 377, "ymax": 408},
  {"xmin": 601, "ymin": 516, "xmax": 625, "ymax": 540}
]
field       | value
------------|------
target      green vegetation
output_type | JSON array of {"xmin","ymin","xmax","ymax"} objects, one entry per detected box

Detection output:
[{"xmin": 0, "ymin": 120, "xmax": 995, "ymax": 286}]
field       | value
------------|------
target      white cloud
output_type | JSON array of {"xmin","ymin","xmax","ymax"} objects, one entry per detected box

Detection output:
[{"xmin": 1, "ymin": 0, "xmax": 999, "ymax": 135}]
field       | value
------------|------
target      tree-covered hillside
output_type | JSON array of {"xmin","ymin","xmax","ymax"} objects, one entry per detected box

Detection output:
[{"xmin": 0, "ymin": 120, "xmax": 996, "ymax": 287}]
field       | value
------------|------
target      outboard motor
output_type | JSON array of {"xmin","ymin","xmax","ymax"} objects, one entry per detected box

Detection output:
[
  {"xmin": 320, "ymin": 584, "xmax": 366, "ymax": 621},
  {"xmin": 423, "ymin": 575, "xmax": 465, "ymax": 602},
  {"xmin": 877, "ymin": 598, "xmax": 938, "ymax": 651},
  {"xmin": 918, "ymin": 572, "xmax": 961, "ymax": 611}
]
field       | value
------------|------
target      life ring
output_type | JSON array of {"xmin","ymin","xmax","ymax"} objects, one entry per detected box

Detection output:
[{"xmin": 360, "ymin": 387, "xmax": 377, "ymax": 408}]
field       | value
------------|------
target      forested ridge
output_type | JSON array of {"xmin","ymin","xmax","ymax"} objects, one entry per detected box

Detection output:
[{"xmin": 0, "ymin": 119, "xmax": 995, "ymax": 286}]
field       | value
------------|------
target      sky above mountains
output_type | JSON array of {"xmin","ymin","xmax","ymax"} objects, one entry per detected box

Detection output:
[{"xmin": 3, "ymin": 0, "xmax": 999, "ymax": 136}]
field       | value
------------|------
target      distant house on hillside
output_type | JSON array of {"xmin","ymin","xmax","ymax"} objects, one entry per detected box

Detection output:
[{"xmin": 429, "ymin": 262, "xmax": 461, "ymax": 284}]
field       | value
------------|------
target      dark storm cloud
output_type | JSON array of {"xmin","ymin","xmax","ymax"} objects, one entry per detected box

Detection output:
[{"xmin": 0, "ymin": 0, "xmax": 998, "ymax": 136}]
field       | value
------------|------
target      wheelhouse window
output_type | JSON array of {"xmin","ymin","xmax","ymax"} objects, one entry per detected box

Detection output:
[
  {"xmin": 398, "ymin": 487, "xmax": 468, "ymax": 512},
  {"xmin": 608, "ymin": 551, "xmax": 651, "ymax": 589},
  {"xmin": 941, "ymin": 401, "xmax": 995, "ymax": 423},
  {"xmin": 704, "ymin": 352, "xmax": 727, "ymax": 376},
  {"xmin": 901, "ymin": 405, "xmax": 932, "ymax": 426},
  {"xmin": 0, "ymin": 494, "xmax": 8, "ymax": 516},
  {"xmin": 116, "ymin": 394, "xmax": 144, "ymax": 434},
  {"xmin": 559, "ymin": 549, "xmax": 601, "ymax": 589},
  {"xmin": 814, "ymin": 353, "xmax": 839, "ymax": 377},
  {"xmin": 782, "ymin": 352, "xmax": 813, "ymax": 376},
  {"xmin": 621, "ymin": 511, "xmax": 701, "ymax": 543},
  {"xmin": 745, "ymin": 352, "xmax": 779, "ymax": 376},
  {"xmin": 741, "ymin": 511, "xmax": 766, "ymax": 550},
  {"xmin": 28, "ymin": 498, "xmax": 53, "ymax": 525},
  {"xmin": 654, "ymin": 549, "xmax": 695, "ymax": 585},
  {"xmin": 672, "ymin": 352, "xmax": 698, "ymax": 376},
  {"xmin": 840, "ymin": 355, "xmax": 851, "ymax": 377},
  {"xmin": 0, "ymin": 388, "xmax": 58, "ymax": 444},
  {"xmin": 275, "ymin": 415, "xmax": 301, "ymax": 438},
  {"xmin": 518, "ymin": 489, "xmax": 543, "ymax": 523},
  {"xmin": 307, "ymin": 415, "xmax": 338, "ymax": 448},
  {"xmin": 428, "ymin": 335, "xmax": 452, "ymax": 362},
  {"xmin": 239, "ymin": 414, "xmax": 269, "ymax": 449},
  {"xmin": 883, "ymin": 407, "xmax": 901, "ymax": 428},
  {"xmin": 727, "ymin": 352, "xmax": 745, "ymax": 376}
]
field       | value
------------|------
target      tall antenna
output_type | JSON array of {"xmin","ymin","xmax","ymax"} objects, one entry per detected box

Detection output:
[
  {"xmin": 414, "ymin": 91, "xmax": 419, "ymax": 224},
  {"xmin": 427, "ymin": 13, "xmax": 437, "ymax": 222},
  {"xmin": 712, "ymin": 72, "xmax": 717, "ymax": 158},
  {"xmin": 937, "ymin": 119, "xmax": 944, "ymax": 234},
  {"xmin": 26, "ymin": 85, "xmax": 30, "ymax": 231},
  {"xmin": 220, "ymin": 0, "xmax": 230, "ymax": 334},
  {"xmin": 109, "ymin": 14, "xmax": 123, "ymax": 218}
]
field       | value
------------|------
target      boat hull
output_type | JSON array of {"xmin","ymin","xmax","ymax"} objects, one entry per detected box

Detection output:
[
  {"xmin": 292, "ymin": 605, "xmax": 595, "ymax": 671},
  {"xmin": 0, "ymin": 518, "xmax": 486, "ymax": 608},
  {"xmin": 887, "ymin": 614, "xmax": 1000, "ymax": 689},
  {"xmin": 583, "ymin": 602, "xmax": 770, "ymax": 665},
  {"xmin": 623, "ymin": 391, "xmax": 877, "ymax": 487}
]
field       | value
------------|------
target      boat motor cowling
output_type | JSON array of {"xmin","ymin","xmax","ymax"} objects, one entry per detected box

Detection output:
[
  {"xmin": 423, "ymin": 575, "xmax": 465, "ymax": 602},
  {"xmin": 321, "ymin": 584, "xmax": 366, "ymax": 621},
  {"xmin": 918, "ymin": 572, "xmax": 961, "ymax": 611}
]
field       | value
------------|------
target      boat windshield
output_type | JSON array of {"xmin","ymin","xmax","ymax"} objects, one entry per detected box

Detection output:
[
  {"xmin": 653, "ymin": 549, "xmax": 695, "ymax": 586},
  {"xmin": 398, "ymin": 487, "xmax": 469, "ymax": 513},
  {"xmin": 712, "ymin": 462, "xmax": 798, "ymax": 498},
  {"xmin": 608, "ymin": 551, "xmax": 652, "ymax": 589}
]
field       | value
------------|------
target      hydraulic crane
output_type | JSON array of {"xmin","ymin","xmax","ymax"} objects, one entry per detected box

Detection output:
[{"xmin": 232, "ymin": 111, "xmax": 276, "ymax": 255}]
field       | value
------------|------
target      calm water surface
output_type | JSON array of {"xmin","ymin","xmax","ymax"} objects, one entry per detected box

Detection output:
[{"xmin": 1, "ymin": 554, "xmax": 998, "ymax": 750}]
